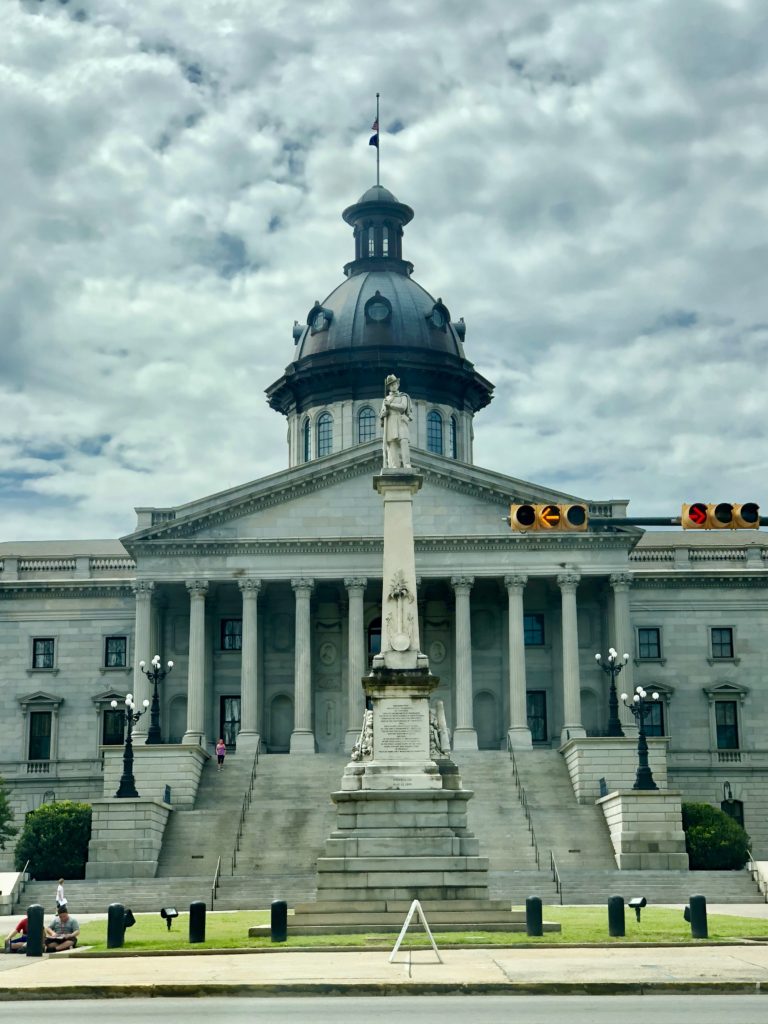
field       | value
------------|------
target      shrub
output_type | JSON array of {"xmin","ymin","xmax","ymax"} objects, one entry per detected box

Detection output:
[
  {"xmin": 682, "ymin": 801, "xmax": 750, "ymax": 870},
  {"xmin": 13, "ymin": 801, "xmax": 92, "ymax": 880},
  {"xmin": 0, "ymin": 777, "xmax": 18, "ymax": 851}
]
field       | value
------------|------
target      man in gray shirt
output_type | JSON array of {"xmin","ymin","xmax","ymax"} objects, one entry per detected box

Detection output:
[{"xmin": 45, "ymin": 909, "xmax": 80, "ymax": 952}]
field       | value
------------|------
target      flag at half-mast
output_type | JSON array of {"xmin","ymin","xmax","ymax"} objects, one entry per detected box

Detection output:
[{"xmin": 369, "ymin": 117, "xmax": 379, "ymax": 148}]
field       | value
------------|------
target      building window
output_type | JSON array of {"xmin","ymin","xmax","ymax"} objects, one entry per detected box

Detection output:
[
  {"xmin": 316, "ymin": 412, "xmax": 333, "ymax": 457},
  {"xmin": 449, "ymin": 416, "xmax": 458, "ymax": 459},
  {"xmin": 721, "ymin": 797, "xmax": 745, "ymax": 828},
  {"xmin": 638, "ymin": 627, "xmax": 661, "ymax": 660},
  {"xmin": 368, "ymin": 227, "xmax": 375, "ymax": 255},
  {"xmin": 104, "ymin": 636, "xmax": 127, "ymax": 668},
  {"xmin": 358, "ymin": 406, "xmax": 376, "ymax": 443},
  {"xmin": 32, "ymin": 638, "xmax": 55, "ymax": 670},
  {"xmin": 367, "ymin": 617, "xmax": 382, "ymax": 665},
  {"xmin": 302, "ymin": 417, "xmax": 311, "ymax": 462},
  {"xmin": 715, "ymin": 701, "xmax": 739, "ymax": 749},
  {"xmin": 102, "ymin": 709, "xmax": 125, "ymax": 746},
  {"xmin": 382, "ymin": 225, "xmax": 389, "ymax": 256},
  {"xmin": 427, "ymin": 410, "xmax": 443, "ymax": 454},
  {"xmin": 711, "ymin": 627, "xmax": 734, "ymax": 660},
  {"xmin": 28, "ymin": 711, "xmax": 52, "ymax": 760},
  {"xmin": 644, "ymin": 701, "xmax": 665, "ymax": 737},
  {"xmin": 524, "ymin": 613, "xmax": 545, "ymax": 646},
  {"xmin": 527, "ymin": 691, "xmax": 548, "ymax": 742},
  {"xmin": 221, "ymin": 619, "xmax": 243, "ymax": 651}
]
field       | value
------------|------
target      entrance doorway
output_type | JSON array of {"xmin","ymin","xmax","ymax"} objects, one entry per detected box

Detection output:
[
  {"xmin": 527, "ymin": 691, "xmax": 548, "ymax": 742},
  {"xmin": 219, "ymin": 696, "xmax": 241, "ymax": 749},
  {"xmin": 268, "ymin": 694, "xmax": 293, "ymax": 752},
  {"xmin": 473, "ymin": 691, "xmax": 499, "ymax": 749}
]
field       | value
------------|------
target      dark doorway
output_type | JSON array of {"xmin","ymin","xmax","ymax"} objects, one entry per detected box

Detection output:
[
  {"xmin": 527, "ymin": 691, "xmax": 548, "ymax": 743},
  {"xmin": 219, "ymin": 696, "xmax": 241, "ymax": 749}
]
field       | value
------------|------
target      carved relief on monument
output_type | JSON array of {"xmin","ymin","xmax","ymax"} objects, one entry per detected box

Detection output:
[
  {"xmin": 318, "ymin": 640, "xmax": 337, "ymax": 666},
  {"xmin": 428, "ymin": 639, "xmax": 447, "ymax": 664},
  {"xmin": 384, "ymin": 569, "xmax": 415, "ymax": 652}
]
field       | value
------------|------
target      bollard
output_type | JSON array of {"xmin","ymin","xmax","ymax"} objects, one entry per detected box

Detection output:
[
  {"xmin": 607, "ymin": 895, "xmax": 625, "ymax": 937},
  {"xmin": 271, "ymin": 899, "xmax": 288, "ymax": 943},
  {"xmin": 26, "ymin": 904, "xmax": 45, "ymax": 958},
  {"xmin": 525, "ymin": 896, "xmax": 543, "ymax": 937},
  {"xmin": 189, "ymin": 900, "xmax": 206, "ymax": 943},
  {"xmin": 689, "ymin": 894, "xmax": 708, "ymax": 939},
  {"xmin": 107, "ymin": 902, "xmax": 126, "ymax": 949}
]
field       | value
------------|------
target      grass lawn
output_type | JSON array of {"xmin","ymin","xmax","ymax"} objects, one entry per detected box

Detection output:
[{"xmin": 76, "ymin": 905, "xmax": 768, "ymax": 953}]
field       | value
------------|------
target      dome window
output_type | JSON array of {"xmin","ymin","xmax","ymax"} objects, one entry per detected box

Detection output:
[
  {"xmin": 364, "ymin": 290, "xmax": 392, "ymax": 325},
  {"xmin": 382, "ymin": 225, "xmax": 389, "ymax": 256},
  {"xmin": 308, "ymin": 302, "xmax": 333, "ymax": 334},
  {"xmin": 427, "ymin": 298, "xmax": 451, "ymax": 332},
  {"xmin": 427, "ymin": 410, "xmax": 444, "ymax": 455},
  {"xmin": 449, "ymin": 415, "xmax": 458, "ymax": 460},
  {"xmin": 316, "ymin": 412, "xmax": 333, "ymax": 457},
  {"xmin": 358, "ymin": 406, "xmax": 376, "ymax": 443},
  {"xmin": 302, "ymin": 417, "xmax": 311, "ymax": 463}
]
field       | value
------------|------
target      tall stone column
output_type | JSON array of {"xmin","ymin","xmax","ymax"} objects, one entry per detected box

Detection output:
[
  {"xmin": 237, "ymin": 578, "xmax": 262, "ymax": 753},
  {"xmin": 505, "ymin": 575, "xmax": 532, "ymax": 749},
  {"xmin": 610, "ymin": 572, "xmax": 637, "ymax": 734},
  {"xmin": 451, "ymin": 575, "xmax": 477, "ymax": 750},
  {"xmin": 130, "ymin": 580, "xmax": 154, "ymax": 745},
  {"xmin": 291, "ymin": 578, "xmax": 316, "ymax": 754},
  {"xmin": 344, "ymin": 577, "xmax": 367, "ymax": 751},
  {"xmin": 558, "ymin": 573, "xmax": 586, "ymax": 744},
  {"xmin": 182, "ymin": 580, "xmax": 208, "ymax": 746}
]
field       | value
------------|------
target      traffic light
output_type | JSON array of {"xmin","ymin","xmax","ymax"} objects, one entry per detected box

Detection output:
[
  {"xmin": 509, "ymin": 503, "xmax": 588, "ymax": 532},
  {"xmin": 681, "ymin": 502, "xmax": 759, "ymax": 530}
]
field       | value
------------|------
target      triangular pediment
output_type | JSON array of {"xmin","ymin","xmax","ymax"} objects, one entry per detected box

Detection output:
[{"xmin": 17, "ymin": 690, "xmax": 64, "ymax": 708}]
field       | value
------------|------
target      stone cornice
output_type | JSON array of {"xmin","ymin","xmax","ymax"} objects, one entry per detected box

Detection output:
[
  {"xmin": 0, "ymin": 583, "xmax": 135, "ymax": 600},
  {"xmin": 632, "ymin": 575, "xmax": 768, "ymax": 589}
]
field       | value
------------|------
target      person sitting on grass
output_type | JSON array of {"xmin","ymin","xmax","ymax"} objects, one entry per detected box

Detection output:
[
  {"xmin": 44, "ymin": 909, "xmax": 79, "ymax": 952},
  {"xmin": 4, "ymin": 916, "xmax": 28, "ymax": 953}
]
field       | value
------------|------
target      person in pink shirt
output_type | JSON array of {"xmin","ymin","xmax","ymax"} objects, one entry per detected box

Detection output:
[{"xmin": 216, "ymin": 738, "xmax": 226, "ymax": 771}]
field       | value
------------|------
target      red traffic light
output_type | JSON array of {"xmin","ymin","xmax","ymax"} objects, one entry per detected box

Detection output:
[{"xmin": 688, "ymin": 503, "xmax": 707, "ymax": 525}]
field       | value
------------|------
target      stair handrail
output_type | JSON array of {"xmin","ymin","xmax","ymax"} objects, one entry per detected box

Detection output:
[
  {"xmin": 11, "ymin": 860, "xmax": 30, "ymax": 910},
  {"xmin": 232, "ymin": 746, "xmax": 261, "ymax": 874},
  {"xmin": 210, "ymin": 855, "xmax": 221, "ymax": 910},
  {"xmin": 507, "ymin": 738, "xmax": 540, "ymax": 869},
  {"xmin": 549, "ymin": 849, "xmax": 563, "ymax": 904},
  {"xmin": 746, "ymin": 848, "xmax": 768, "ymax": 901}
]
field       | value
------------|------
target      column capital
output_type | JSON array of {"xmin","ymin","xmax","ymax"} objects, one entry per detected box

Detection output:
[
  {"xmin": 185, "ymin": 579, "xmax": 209, "ymax": 597},
  {"xmin": 609, "ymin": 572, "xmax": 633, "ymax": 591},
  {"xmin": 557, "ymin": 572, "xmax": 581, "ymax": 591},
  {"xmin": 504, "ymin": 574, "xmax": 528, "ymax": 591},
  {"xmin": 131, "ymin": 580, "xmax": 155, "ymax": 597},
  {"xmin": 291, "ymin": 577, "xmax": 315, "ymax": 594},
  {"xmin": 451, "ymin": 575, "xmax": 475, "ymax": 593},
  {"xmin": 238, "ymin": 578, "xmax": 262, "ymax": 596},
  {"xmin": 343, "ymin": 577, "xmax": 367, "ymax": 591}
]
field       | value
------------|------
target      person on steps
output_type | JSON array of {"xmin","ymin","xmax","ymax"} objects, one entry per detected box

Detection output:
[{"xmin": 216, "ymin": 738, "xmax": 226, "ymax": 771}]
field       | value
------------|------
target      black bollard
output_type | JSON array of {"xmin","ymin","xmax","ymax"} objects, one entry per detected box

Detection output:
[
  {"xmin": 525, "ymin": 896, "xmax": 543, "ymax": 937},
  {"xmin": 271, "ymin": 899, "xmax": 288, "ymax": 943},
  {"xmin": 607, "ymin": 895, "xmax": 625, "ymax": 937},
  {"xmin": 26, "ymin": 904, "xmax": 45, "ymax": 958},
  {"xmin": 107, "ymin": 902, "xmax": 126, "ymax": 949},
  {"xmin": 689, "ymin": 894, "xmax": 708, "ymax": 939},
  {"xmin": 189, "ymin": 900, "xmax": 206, "ymax": 943}
]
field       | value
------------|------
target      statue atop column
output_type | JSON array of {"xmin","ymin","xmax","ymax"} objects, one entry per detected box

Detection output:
[{"xmin": 380, "ymin": 374, "xmax": 412, "ymax": 469}]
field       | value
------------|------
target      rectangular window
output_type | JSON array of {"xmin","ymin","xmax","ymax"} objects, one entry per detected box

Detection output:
[
  {"xmin": 102, "ymin": 709, "xmax": 125, "ymax": 746},
  {"xmin": 28, "ymin": 711, "xmax": 52, "ymax": 760},
  {"xmin": 104, "ymin": 636, "xmax": 127, "ymax": 668},
  {"xmin": 715, "ymin": 700, "xmax": 739, "ymax": 749},
  {"xmin": 221, "ymin": 619, "xmax": 242, "ymax": 651},
  {"xmin": 711, "ymin": 627, "xmax": 734, "ymax": 659},
  {"xmin": 523, "ymin": 613, "xmax": 545, "ymax": 647},
  {"xmin": 644, "ymin": 701, "xmax": 665, "ymax": 737},
  {"xmin": 637, "ymin": 627, "xmax": 661, "ymax": 660},
  {"xmin": 32, "ymin": 638, "xmax": 55, "ymax": 670}
]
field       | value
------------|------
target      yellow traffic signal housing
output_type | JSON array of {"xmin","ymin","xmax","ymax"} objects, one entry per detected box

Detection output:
[
  {"xmin": 682, "ymin": 502, "xmax": 760, "ymax": 530},
  {"xmin": 509, "ymin": 503, "xmax": 588, "ymax": 532}
]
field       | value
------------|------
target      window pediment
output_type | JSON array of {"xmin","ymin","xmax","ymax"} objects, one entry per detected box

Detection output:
[
  {"xmin": 17, "ymin": 690, "xmax": 64, "ymax": 711},
  {"xmin": 703, "ymin": 681, "xmax": 748, "ymax": 704}
]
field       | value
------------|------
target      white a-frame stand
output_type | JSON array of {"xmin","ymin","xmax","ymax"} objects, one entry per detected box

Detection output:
[{"xmin": 389, "ymin": 899, "xmax": 443, "ymax": 964}]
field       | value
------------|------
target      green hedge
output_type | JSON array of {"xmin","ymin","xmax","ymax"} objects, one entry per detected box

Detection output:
[
  {"xmin": 13, "ymin": 801, "xmax": 92, "ymax": 880},
  {"xmin": 681, "ymin": 801, "xmax": 750, "ymax": 870}
]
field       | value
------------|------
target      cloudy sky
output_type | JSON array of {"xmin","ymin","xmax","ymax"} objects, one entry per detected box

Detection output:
[{"xmin": 2, "ymin": 0, "xmax": 767, "ymax": 540}]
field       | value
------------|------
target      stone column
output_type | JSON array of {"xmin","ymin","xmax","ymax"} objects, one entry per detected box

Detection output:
[
  {"xmin": 182, "ymin": 580, "xmax": 208, "ymax": 746},
  {"xmin": 505, "ymin": 575, "xmax": 532, "ymax": 749},
  {"xmin": 451, "ymin": 575, "xmax": 477, "ymax": 751},
  {"xmin": 237, "ymin": 578, "xmax": 262, "ymax": 754},
  {"xmin": 558, "ymin": 573, "xmax": 586, "ymax": 744},
  {"xmin": 290, "ymin": 578, "xmax": 316, "ymax": 754},
  {"xmin": 344, "ymin": 577, "xmax": 367, "ymax": 751},
  {"xmin": 130, "ymin": 581, "xmax": 154, "ymax": 745},
  {"xmin": 610, "ymin": 573, "xmax": 638, "ymax": 734}
]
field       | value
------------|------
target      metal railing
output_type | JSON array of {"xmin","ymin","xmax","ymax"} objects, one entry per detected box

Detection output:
[
  {"xmin": 231, "ymin": 743, "xmax": 261, "ymax": 875},
  {"xmin": 507, "ymin": 739, "xmax": 540, "ymax": 869},
  {"xmin": 12, "ymin": 861, "xmax": 30, "ymax": 911},
  {"xmin": 746, "ymin": 849, "xmax": 768, "ymax": 902},
  {"xmin": 550, "ymin": 849, "xmax": 563, "ymax": 904},
  {"xmin": 210, "ymin": 855, "xmax": 221, "ymax": 910}
]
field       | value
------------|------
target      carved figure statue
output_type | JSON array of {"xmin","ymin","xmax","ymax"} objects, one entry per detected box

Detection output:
[
  {"xmin": 351, "ymin": 708, "xmax": 373, "ymax": 762},
  {"xmin": 380, "ymin": 374, "xmax": 412, "ymax": 469},
  {"xmin": 429, "ymin": 700, "xmax": 451, "ymax": 758}
]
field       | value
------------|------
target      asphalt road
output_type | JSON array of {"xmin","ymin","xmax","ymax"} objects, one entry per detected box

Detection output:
[{"xmin": 1, "ymin": 996, "xmax": 765, "ymax": 1023}]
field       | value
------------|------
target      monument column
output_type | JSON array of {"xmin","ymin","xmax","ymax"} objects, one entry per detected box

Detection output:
[
  {"xmin": 183, "ymin": 580, "xmax": 208, "ymax": 746},
  {"xmin": 505, "ymin": 574, "xmax": 532, "ymax": 749},
  {"xmin": 344, "ymin": 577, "xmax": 367, "ymax": 751},
  {"xmin": 451, "ymin": 575, "xmax": 477, "ymax": 751},
  {"xmin": 610, "ymin": 572, "xmax": 638, "ymax": 734},
  {"xmin": 237, "ymin": 578, "xmax": 262, "ymax": 753},
  {"xmin": 291, "ymin": 578, "xmax": 316, "ymax": 753},
  {"xmin": 130, "ymin": 580, "xmax": 154, "ymax": 745},
  {"xmin": 558, "ymin": 573, "xmax": 586, "ymax": 744}
]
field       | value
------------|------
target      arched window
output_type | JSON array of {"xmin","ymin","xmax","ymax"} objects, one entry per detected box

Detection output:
[
  {"xmin": 358, "ymin": 406, "xmax": 376, "ymax": 443},
  {"xmin": 302, "ymin": 417, "xmax": 311, "ymax": 462},
  {"xmin": 427, "ymin": 410, "xmax": 443, "ymax": 455},
  {"xmin": 316, "ymin": 412, "xmax": 333, "ymax": 457},
  {"xmin": 382, "ymin": 225, "xmax": 389, "ymax": 256},
  {"xmin": 368, "ymin": 227, "xmax": 375, "ymax": 256},
  {"xmin": 449, "ymin": 415, "xmax": 458, "ymax": 459}
]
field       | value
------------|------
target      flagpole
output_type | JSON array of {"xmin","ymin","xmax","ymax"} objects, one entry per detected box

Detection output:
[{"xmin": 376, "ymin": 92, "xmax": 380, "ymax": 186}]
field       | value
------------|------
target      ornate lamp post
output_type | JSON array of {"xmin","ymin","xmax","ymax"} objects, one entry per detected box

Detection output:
[
  {"xmin": 621, "ymin": 685, "xmax": 660, "ymax": 791},
  {"xmin": 595, "ymin": 648, "xmax": 629, "ymax": 737},
  {"xmin": 140, "ymin": 655, "xmax": 173, "ymax": 745},
  {"xmin": 111, "ymin": 693, "xmax": 150, "ymax": 798}
]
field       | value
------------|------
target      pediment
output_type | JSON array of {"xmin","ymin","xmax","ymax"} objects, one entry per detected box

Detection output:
[{"xmin": 17, "ymin": 689, "xmax": 64, "ymax": 708}]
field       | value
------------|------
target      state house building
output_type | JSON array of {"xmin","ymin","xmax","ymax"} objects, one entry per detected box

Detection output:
[{"xmin": 1, "ymin": 183, "xmax": 767, "ymax": 857}]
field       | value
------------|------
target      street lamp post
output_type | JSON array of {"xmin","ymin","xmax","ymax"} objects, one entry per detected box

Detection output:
[
  {"xmin": 595, "ymin": 648, "xmax": 629, "ymax": 737},
  {"xmin": 140, "ymin": 655, "xmax": 174, "ymax": 745},
  {"xmin": 112, "ymin": 693, "xmax": 150, "ymax": 798},
  {"xmin": 621, "ymin": 685, "xmax": 660, "ymax": 791}
]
